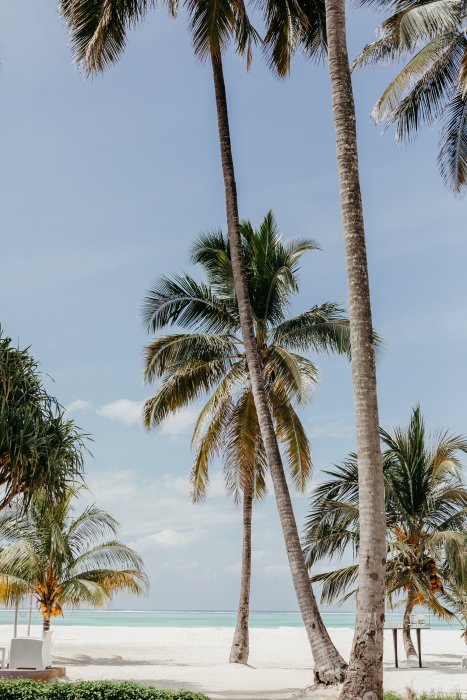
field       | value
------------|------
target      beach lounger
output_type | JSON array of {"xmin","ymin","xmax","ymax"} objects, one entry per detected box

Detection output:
[{"xmin": 9, "ymin": 631, "xmax": 52, "ymax": 670}]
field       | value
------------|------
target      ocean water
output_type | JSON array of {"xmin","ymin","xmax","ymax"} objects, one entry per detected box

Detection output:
[{"xmin": 0, "ymin": 609, "xmax": 460, "ymax": 630}]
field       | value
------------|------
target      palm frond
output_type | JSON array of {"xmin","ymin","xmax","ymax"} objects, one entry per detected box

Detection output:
[
  {"xmin": 371, "ymin": 32, "xmax": 461, "ymax": 120},
  {"xmin": 223, "ymin": 390, "xmax": 266, "ymax": 501},
  {"xmin": 144, "ymin": 333, "xmax": 240, "ymax": 383},
  {"xmin": 191, "ymin": 393, "xmax": 234, "ymax": 501},
  {"xmin": 67, "ymin": 505, "xmax": 119, "ymax": 555},
  {"xmin": 68, "ymin": 541, "xmax": 145, "ymax": 577},
  {"xmin": 271, "ymin": 396, "xmax": 311, "ymax": 491},
  {"xmin": 186, "ymin": 0, "xmax": 237, "ymax": 60},
  {"xmin": 143, "ymin": 358, "xmax": 230, "ymax": 429},
  {"xmin": 378, "ymin": 36, "xmax": 465, "ymax": 141},
  {"xmin": 143, "ymin": 274, "xmax": 239, "ymax": 334},
  {"xmin": 310, "ymin": 565, "xmax": 359, "ymax": 606},
  {"xmin": 438, "ymin": 89, "xmax": 467, "ymax": 191},
  {"xmin": 264, "ymin": 346, "xmax": 318, "ymax": 403},
  {"xmin": 271, "ymin": 303, "xmax": 351, "ymax": 356},
  {"xmin": 354, "ymin": 0, "xmax": 463, "ymax": 72},
  {"xmin": 260, "ymin": 0, "xmax": 327, "ymax": 77},
  {"xmin": 60, "ymin": 0, "xmax": 159, "ymax": 75}
]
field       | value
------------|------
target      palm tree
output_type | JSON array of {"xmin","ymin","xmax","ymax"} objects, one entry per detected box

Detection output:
[
  {"xmin": 142, "ymin": 211, "xmax": 352, "ymax": 664},
  {"xmin": 0, "ymin": 491, "xmax": 148, "ymax": 632},
  {"xmin": 354, "ymin": 0, "xmax": 467, "ymax": 193},
  {"xmin": 0, "ymin": 330, "xmax": 86, "ymax": 510},
  {"xmin": 259, "ymin": 0, "xmax": 386, "ymax": 693},
  {"xmin": 303, "ymin": 406, "xmax": 467, "ymax": 659},
  {"xmin": 60, "ymin": 2, "xmax": 348, "ymax": 682},
  {"xmin": 442, "ymin": 536, "xmax": 467, "ymax": 644}
]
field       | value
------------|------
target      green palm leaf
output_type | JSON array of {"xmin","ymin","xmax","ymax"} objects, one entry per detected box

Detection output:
[
  {"xmin": 438, "ymin": 89, "xmax": 467, "ymax": 190},
  {"xmin": 271, "ymin": 303, "xmax": 351, "ymax": 355},
  {"xmin": 310, "ymin": 565, "xmax": 359, "ymax": 606}
]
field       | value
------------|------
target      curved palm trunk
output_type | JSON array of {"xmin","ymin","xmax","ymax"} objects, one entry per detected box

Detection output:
[
  {"xmin": 323, "ymin": 0, "xmax": 386, "ymax": 697},
  {"xmin": 230, "ymin": 479, "xmax": 253, "ymax": 664},
  {"xmin": 210, "ymin": 49, "xmax": 347, "ymax": 685},
  {"xmin": 402, "ymin": 589, "xmax": 417, "ymax": 659},
  {"xmin": 43, "ymin": 616, "xmax": 51, "ymax": 633}
]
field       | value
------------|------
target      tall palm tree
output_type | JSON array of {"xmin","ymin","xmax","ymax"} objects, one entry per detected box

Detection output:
[
  {"xmin": 259, "ymin": 0, "xmax": 386, "ymax": 694},
  {"xmin": 303, "ymin": 406, "xmax": 467, "ymax": 659},
  {"xmin": 0, "ymin": 330, "xmax": 86, "ymax": 510},
  {"xmin": 0, "ymin": 491, "xmax": 148, "ymax": 632},
  {"xmin": 60, "ymin": 2, "xmax": 348, "ymax": 682},
  {"xmin": 354, "ymin": 0, "xmax": 467, "ymax": 193},
  {"xmin": 142, "ymin": 212, "xmax": 352, "ymax": 664}
]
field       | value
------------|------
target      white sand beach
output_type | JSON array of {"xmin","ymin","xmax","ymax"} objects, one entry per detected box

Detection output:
[{"xmin": 1, "ymin": 626, "xmax": 465, "ymax": 699}]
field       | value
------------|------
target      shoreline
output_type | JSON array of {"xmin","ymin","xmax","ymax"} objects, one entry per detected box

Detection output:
[{"xmin": 0, "ymin": 625, "xmax": 465, "ymax": 699}]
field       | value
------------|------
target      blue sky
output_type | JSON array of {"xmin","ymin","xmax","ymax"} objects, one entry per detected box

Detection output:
[{"xmin": 1, "ymin": 1, "xmax": 466, "ymax": 612}]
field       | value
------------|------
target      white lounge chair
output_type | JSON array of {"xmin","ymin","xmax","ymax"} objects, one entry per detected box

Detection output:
[{"xmin": 9, "ymin": 631, "xmax": 53, "ymax": 670}]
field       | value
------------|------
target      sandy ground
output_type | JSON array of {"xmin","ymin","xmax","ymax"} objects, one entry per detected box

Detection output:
[{"xmin": 0, "ymin": 625, "xmax": 466, "ymax": 699}]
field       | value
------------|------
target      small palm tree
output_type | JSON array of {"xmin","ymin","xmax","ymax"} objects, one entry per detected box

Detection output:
[
  {"xmin": 354, "ymin": 0, "xmax": 467, "ymax": 192},
  {"xmin": 0, "ymin": 331, "xmax": 86, "ymax": 510},
  {"xmin": 304, "ymin": 406, "xmax": 467, "ymax": 659},
  {"xmin": 442, "ymin": 538, "xmax": 467, "ymax": 643},
  {"xmin": 143, "ymin": 211, "xmax": 352, "ymax": 663},
  {"xmin": 0, "ymin": 491, "xmax": 148, "ymax": 632}
]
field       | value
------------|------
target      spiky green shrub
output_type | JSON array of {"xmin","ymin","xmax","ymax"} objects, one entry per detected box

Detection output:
[{"xmin": 0, "ymin": 680, "xmax": 210, "ymax": 700}]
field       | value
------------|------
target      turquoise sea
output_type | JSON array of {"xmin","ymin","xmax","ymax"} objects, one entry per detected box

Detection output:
[{"xmin": 0, "ymin": 609, "xmax": 460, "ymax": 630}]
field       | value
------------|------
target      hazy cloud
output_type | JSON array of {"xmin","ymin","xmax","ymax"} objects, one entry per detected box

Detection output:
[
  {"xmin": 135, "ymin": 529, "xmax": 204, "ymax": 551},
  {"xmin": 66, "ymin": 399, "xmax": 92, "ymax": 413},
  {"xmin": 160, "ymin": 407, "xmax": 198, "ymax": 442},
  {"xmin": 97, "ymin": 399, "xmax": 144, "ymax": 426}
]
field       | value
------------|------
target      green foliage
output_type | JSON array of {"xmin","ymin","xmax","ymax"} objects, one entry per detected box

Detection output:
[
  {"xmin": 0, "ymin": 680, "xmax": 210, "ymax": 700},
  {"xmin": 0, "ymin": 330, "xmax": 86, "ymax": 511},
  {"xmin": 143, "ymin": 212, "xmax": 352, "ymax": 502},
  {"xmin": 383, "ymin": 694, "xmax": 465, "ymax": 700}
]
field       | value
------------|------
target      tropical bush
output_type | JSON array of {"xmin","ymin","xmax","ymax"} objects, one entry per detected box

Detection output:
[
  {"xmin": 0, "ymin": 331, "xmax": 85, "ymax": 510},
  {"xmin": 0, "ymin": 681, "xmax": 210, "ymax": 700},
  {"xmin": 384, "ymin": 694, "xmax": 465, "ymax": 700}
]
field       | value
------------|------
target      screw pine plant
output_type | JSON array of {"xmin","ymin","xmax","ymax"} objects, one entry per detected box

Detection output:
[{"xmin": 0, "ymin": 331, "xmax": 85, "ymax": 510}]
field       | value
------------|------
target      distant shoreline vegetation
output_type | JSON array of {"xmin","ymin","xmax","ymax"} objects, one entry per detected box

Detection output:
[{"xmin": 0, "ymin": 609, "xmax": 462, "ymax": 629}]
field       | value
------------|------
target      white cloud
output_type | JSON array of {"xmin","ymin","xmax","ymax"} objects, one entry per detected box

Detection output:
[
  {"xmin": 66, "ymin": 399, "xmax": 92, "ymax": 413},
  {"xmin": 97, "ymin": 399, "xmax": 144, "ymax": 426},
  {"xmin": 263, "ymin": 564, "xmax": 291, "ymax": 577},
  {"xmin": 85, "ymin": 468, "xmax": 240, "ymax": 541},
  {"xmin": 309, "ymin": 421, "xmax": 353, "ymax": 440},
  {"xmin": 95, "ymin": 401, "xmax": 197, "ymax": 437},
  {"xmin": 135, "ymin": 528, "xmax": 203, "ymax": 551},
  {"xmin": 226, "ymin": 562, "xmax": 242, "ymax": 575},
  {"xmin": 160, "ymin": 407, "xmax": 198, "ymax": 442}
]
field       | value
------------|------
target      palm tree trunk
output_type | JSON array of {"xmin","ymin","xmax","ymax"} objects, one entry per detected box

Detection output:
[
  {"xmin": 402, "ymin": 589, "xmax": 418, "ymax": 659},
  {"xmin": 13, "ymin": 596, "xmax": 19, "ymax": 638},
  {"xmin": 27, "ymin": 594, "xmax": 33, "ymax": 636},
  {"xmin": 43, "ymin": 616, "xmax": 51, "ymax": 633},
  {"xmin": 210, "ymin": 49, "xmax": 347, "ymax": 685},
  {"xmin": 230, "ymin": 479, "xmax": 253, "ymax": 664},
  {"xmin": 323, "ymin": 0, "xmax": 386, "ymax": 697}
]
